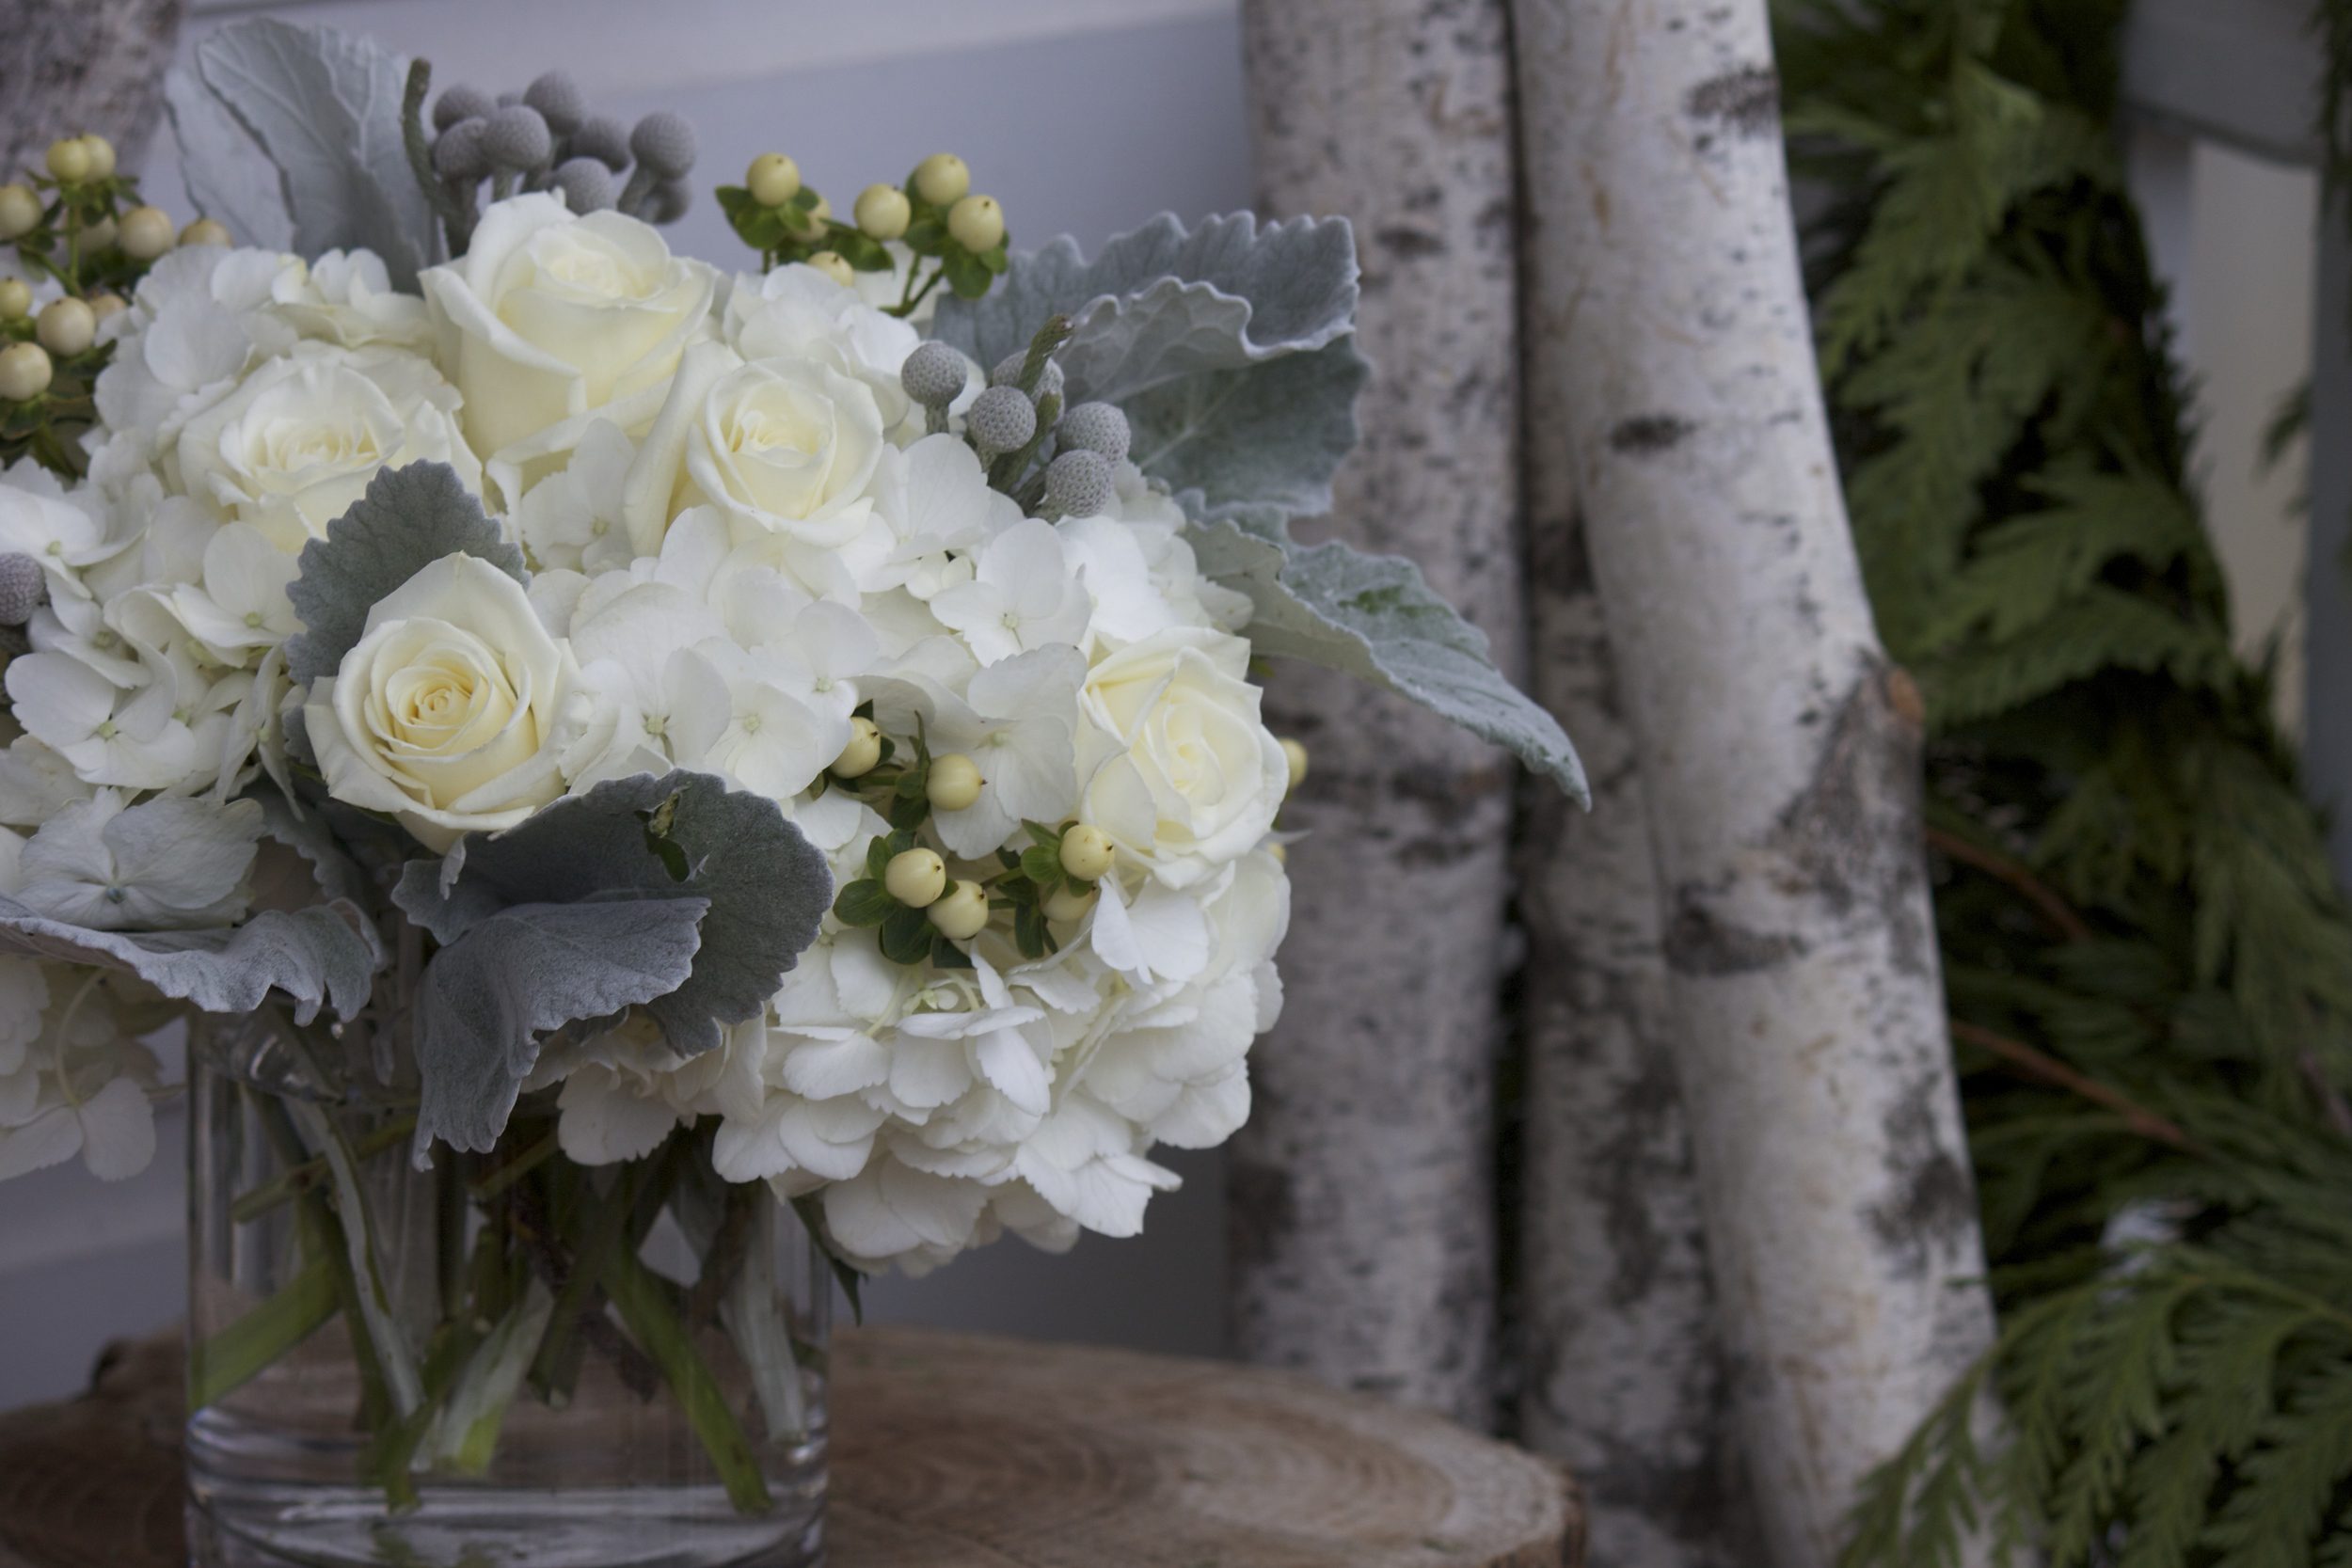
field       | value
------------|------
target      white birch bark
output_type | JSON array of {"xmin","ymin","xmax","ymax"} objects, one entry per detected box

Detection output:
[
  {"xmin": 1533, "ymin": 2, "xmax": 1998, "ymax": 1562},
  {"xmin": 0, "ymin": 0, "xmax": 185, "ymax": 182},
  {"xmin": 1510, "ymin": 6, "xmax": 1753, "ymax": 1525},
  {"xmin": 1231, "ymin": 0, "xmax": 1523, "ymax": 1426}
]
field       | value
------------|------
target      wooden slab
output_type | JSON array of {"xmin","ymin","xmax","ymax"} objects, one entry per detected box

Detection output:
[{"xmin": 0, "ymin": 1327, "xmax": 1581, "ymax": 1568}]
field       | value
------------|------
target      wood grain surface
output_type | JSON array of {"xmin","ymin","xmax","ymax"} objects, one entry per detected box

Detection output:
[{"xmin": 0, "ymin": 1326, "xmax": 1581, "ymax": 1568}]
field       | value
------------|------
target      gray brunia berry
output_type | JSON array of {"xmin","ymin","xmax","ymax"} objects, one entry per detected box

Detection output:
[
  {"xmin": 900, "ymin": 341, "xmax": 968, "ymax": 408},
  {"xmin": 1044, "ymin": 450, "xmax": 1114, "ymax": 518},
  {"xmin": 433, "ymin": 84, "xmax": 494, "ymax": 131},
  {"xmin": 570, "ymin": 115, "xmax": 631, "ymax": 171},
  {"xmin": 629, "ymin": 112, "xmax": 698, "ymax": 180},
  {"xmin": 0, "ymin": 552, "xmax": 46, "ymax": 626},
  {"xmin": 482, "ymin": 104, "xmax": 553, "ymax": 171},
  {"xmin": 1055, "ymin": 401, "xmax": 1131, "ymax": 463},
  {"xmin": 553, "ymin": 157, "xmax": 616, "ymax": 213},
  {"xmin": 964, "ymin": 385, "xmax": 1038, "ymax": 455},
  {"xmin": 990, "ymin": 350, "xmax": 1064, "ymax": 404},
  {"xmin": 522, "ymin": 71, "xmax": 587, "ymax": 135},
  {"xmin": 433, "ymin": 119, "xmax": 491, "ymax": 182}
]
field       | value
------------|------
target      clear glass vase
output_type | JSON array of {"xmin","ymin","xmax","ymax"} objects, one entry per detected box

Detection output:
[{"xmin": 184, "ymin": 1007, "xmax": 829, "ymax": 1568}]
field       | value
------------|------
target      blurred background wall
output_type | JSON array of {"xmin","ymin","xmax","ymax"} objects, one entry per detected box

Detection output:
[{"xmin": 0, "ymin": 0, "xmax": 2321, "ymax": 1408}]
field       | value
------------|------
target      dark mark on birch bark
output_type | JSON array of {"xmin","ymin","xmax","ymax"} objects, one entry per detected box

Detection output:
[
  {"xmin": 1609, "ymin": 414, "xmax": 1695, "ymax": 454},
  {"xmin": 1865, "ymin": 1071, "xmax": 1982, "ymax": 1275},
  {"xmin": 1662, "ymin": 895, "xmax": 1808, "ymax": 974},
  {"xmin": 1685, "ymin": 66, "xmax": 1781, "ymax": 138}
]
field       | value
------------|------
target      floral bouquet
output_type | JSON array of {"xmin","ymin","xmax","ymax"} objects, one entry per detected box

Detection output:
[{"xmin": 0, "ymin": 19, "xmax": 1582, "ymax": 1568}]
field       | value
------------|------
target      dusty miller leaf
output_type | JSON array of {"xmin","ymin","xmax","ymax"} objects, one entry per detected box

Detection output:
[
  {"xmin": 931, "ymin": 212, "xmax": 1366, "ymax": 529},
  {"xmin": 1189, "ymin": 522, "xmax": 1588, "ymax": 800},
  {"xmin": 249, "ymin": 785, "xmax": 370, "ymax": 908},
  {"xmin": 414, "ymin": 897, "xmax": 709, "ymax": 1155},
  {"xmin": 393, "ymin": 770, "xmax": 833, "ymax": 1055},
  {"xmin": 0, "ymin": 897, "xmax": 382, "ymax": 1023},
  {"xmin": 176, "ymin": 19, "xmax": 436, "ymax": 287},
  {"xmin": 284, "ymin": 462, "xmax": 524, "ymax": 685},
  {"xmin": 163, "ymin": 66, "xmax": 294, "ymax": 252}
]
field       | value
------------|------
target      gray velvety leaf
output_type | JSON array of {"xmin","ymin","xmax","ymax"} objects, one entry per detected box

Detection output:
[
  {"xmin": 1133, "ymin": 338, "xmax": 1369, "ymax": 531},
  {"xmin": 932, "ymin": 211, "xmax": 1360, "ymax": 406},
  {"xmin": 182, "ymin": 19, "xmax": 436, "ymax": 287},
  {"xmin": 414, "ymin": 897, "xmax": 708, "ymax": 1155},
  {"xmin": 1189, "ymin": 522, "xmax": 1589, "ymax": 800},
  {"xmin": 0, "ymin": 897, "xmax": 383, "ymax": 1023},
  {"xmin": 393, "ymin": 770, "xmax": 832, "ymax": 1055},
  {"xmin": 249, "ymin": 786, "xmax": 371, "ymax": 908},
  {"xmin": 285, "ymin": 462, "xmax": 525, "ymax": 685},
  {"xmin": 163, "ymin": 66, "xmax": 294, "ymax": 252}
]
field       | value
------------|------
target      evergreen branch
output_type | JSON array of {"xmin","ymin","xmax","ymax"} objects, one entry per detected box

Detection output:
[
  {"xmin": 1929, "ymin": 825, "xmax": 2092, "ymax": 942},
  {"xmin": 1948, "ymin": 1019, "xmax": 2202, "ymax": 1155}
]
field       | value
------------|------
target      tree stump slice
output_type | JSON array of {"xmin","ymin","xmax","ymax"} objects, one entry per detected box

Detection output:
[{"xmin": 0, "ymin": 1326, "xmax": 1581, "ymax": 1568}]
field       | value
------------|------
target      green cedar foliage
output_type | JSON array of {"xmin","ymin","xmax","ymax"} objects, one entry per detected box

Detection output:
[{"xmin": 1775, "ymin": 0, "xmax": 2352, "ymax": 1560}]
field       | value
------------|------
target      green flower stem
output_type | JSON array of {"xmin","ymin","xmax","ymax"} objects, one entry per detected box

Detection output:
[
  {"xmin": 525, "ymin": 1162, "xmax": 644, "ymax": 1402},
  {"xmin": 188, "ymin": 1257, "xmax": 340, "ymax": 1411},
  {"xmin": 436, "ymin": 1153, "xmax": 469, "ymax": 1323},
  {"xmin": 600, "ymin": 1240, "xmax": 773, "ymax": 1515},
  {"xmin": 284, "ymin": 1095, "xmax": 425, "ymax": 1418},
  {"xmin": 227, "ymin": 1117, "xmax": 417, "ymax": 1225},
  {"xmin": 468, "ymin": 1126, "xmax": 559, "ymax": 1203}
]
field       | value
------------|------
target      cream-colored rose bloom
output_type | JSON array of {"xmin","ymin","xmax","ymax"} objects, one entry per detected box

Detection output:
[
  {"xmin": 269, "ymin": 249, "xmax": 436, "ymax": 355},
  {"xmin": 1075, "ymin": 626, "xmax": 1290, "ymax": 889},
  {"xmin": 421, "ymin": 194, "xmax": 717, "ymax": 464},
  {"xmin": 304, "ymin": 554, "xmax": 570, "ymax": 851},
  {"xmin": 174, "ymin": 341, "xmax": 482, "ymax": 554},
  {"xmin": 619, "ymin": 342, "xmax": 887, "ymax": 556}
]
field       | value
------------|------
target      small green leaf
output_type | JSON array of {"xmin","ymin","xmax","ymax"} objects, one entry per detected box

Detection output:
[
  {"xmin": 832, "ymin": 879, "xmax": 895, "ymax": 928},
  {"xmin": 1014, "ymin": 903, "xmax": 1050, "ymax": 960},
  {"xmin": 879, "ymin": 903, "xmax": 931, "ymax": 964},
  {"xmin": 1020, "ymin": 844, "xmax": 1064, "ymax": 887},
  {"xmin": 930, "ymin": 935, "xmax": 975, "ymax": 971}
]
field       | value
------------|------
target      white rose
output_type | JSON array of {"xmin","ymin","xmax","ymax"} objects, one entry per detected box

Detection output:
[
  {"xmin": 304, "ymin": 554, "xmax": 571, "ymax": 851},
  {"xmin": 1076, "ymin": 626, "xmax": 1288, "ymax": 888},
  {"xmin": 421, "ymin": 194, "xmax": 717, "ymax": 463},
  {"xmin": 175, "ymin": 341, "xmax": 482, "ymax": 552},
  {"xmin": 620, "ymin": 343, "xmax": 887, "ymax": 556},
  {"xmin": 723, "ymin": 263, "xmax": 923, "ymax": 436},
  {"xmin": 269, "ymin": 248, "xmax": 436, "ymax": 354}
]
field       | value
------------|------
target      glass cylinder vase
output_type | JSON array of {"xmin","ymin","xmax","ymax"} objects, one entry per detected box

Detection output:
[{"xmin": 184, "ymin": 1008, "xmax": 830, "ymax": 1568}]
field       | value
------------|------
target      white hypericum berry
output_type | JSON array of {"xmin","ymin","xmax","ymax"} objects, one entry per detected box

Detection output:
[
  {"xmin": 990, "ymin": 352, "xmax": 1063, "ymax": 404},
  {"xmin": 854, "ymin": 182, "xmax": 912, "ymax": 242},
  {"xmin": 963, "ymin": 385, "xmax": 1037, "ymax": 455},
  {"xmin": 553, "ymin": 157, "xmax": 616, "ymax": 213},
  {"xmin": 0, "ymin": 343, "xmax": 53, "ymax": 404},
  {"xmin": 1042, "ymin": 881, "xmax": 1098, "ymax": 924},
  {"xmin": 927, "ymin": 879, "xmax": 990, "ymax": 941},
  {"xmin": 36, "ymin": 298, "xmax": 94, "ymax": 357},
  {"xmin": 88, "ymin": 293, "xmax": 125, "ymax": 321},
  {"xmin": 746, "ymin": 152, "xmax": 800, "ymax": 207},
  {"xmin": 1044, "ymin": 449, "xmax": 1113, "ymax": 518},
  {"xmin": 1280, "ymin": 737, "xmax": 1310, "ymax": 791},
  {"xmin": 899, "ymin": 341, "xmax": 968, "ymax": 408},
  {"xmin": 77, "ymin": 135, "xmax": 117, "ymax": 181},
  {"xmin": 81, "ymin": 215, "xmax": 117, "ymax": 252},
  {"xmin": 44, "ymin": 138, "xmax": 90, "ymax": 183},
  {"xmin": 1058, "ymin": 824, "xmax": 1115, "ymax": 882},
  {"xmin": 433, "ymin": 85, "xmax": 495, "ymax": 130},
  {"xmin": 0, "ymin": 279, "xmax": 28, "ymax": 322},
  {"xmin": 927, "ymin": 753, "xmax": 985, "ymax": 813},
  {"xmin": 484, "ymin": 105, "xmax": 553, "ymax": 171},
  {"xmin": 948, "ymin": 194, "xmax": 1005, "ymax": 251},
  {"xmin": 181, "ymin": 217, "xmax": 231, "ymax": 247},
  {"xmin": 629, "ymin": 112, "xmax": 697, "ymax": 180},
  {"xmin": 833, "ymin": 717, "xmax": 882, "ymax": 779},
  {"xmin": 913, "ymin": 152, "xmax": 970, "ymax": 206},
  {"xmin": 0, "ymin": 184, "xmax": 38, "ymax": 240},
  {"xmin": 119, "ymin": 204, "xmax": 176, "ymax": 261},
  {"xmin": 434, "ymin": 119, "xmax": 490, "ymax": 182},
  {"xmin": 807, "ymin": 250, "xmax": 855, "ymax": 288},
  {"xmin": 522, "ymin": 71, "xmax": 587, "ymax": 135},
  {"xmin": 884, "ymin": 847, "xmax": 947, "ymax": 909},
  {"xmin": 571, "ymin": 115, "xmax": 631, "ymax": 171},
  {"xmin": 0, "ymin": 554, "xmax": 46, "ymax": 626},
  {"xmin": 1056, "ymin": 401, "xmax": 1131, "ymax": 463}
]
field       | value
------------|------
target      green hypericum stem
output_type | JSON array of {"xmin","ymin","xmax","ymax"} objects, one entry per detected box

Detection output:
[
  {"xmin": 436, "ymin": 1153, "xmax": 469, "ymax": 1323},
  {"xmin": 228, "ymin": 1117, "xmax": 417, "ymax": 1225},
  {"xmin": 432, "ymin": 1284, "xmax": 556, "ymax": 1475},
  {"xmin": 600, "ymin": 1242, "xmax": 773, "ymax": 1515},
  {"xmin": 188, "ymin": 1257, "xmax": 340, "ymax": 1411},
  {"xmin": 469, "ymin": 1127, "xmax": 560, "ymax": 1202},
  {"xmin": 285, "ymin": 1096, "xmax": 425, "ymax": 1418},
  {"xmin": 526, "ymin": 1162, "xmax": 643, "ymax": 1401}
]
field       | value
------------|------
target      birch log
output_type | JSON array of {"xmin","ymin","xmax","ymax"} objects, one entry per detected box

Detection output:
[
  {"xmin": 0, "ymin": 0, "xmax": 185, "ymax": 182},
  {"xmin": 1231, "ymin": 0, "xmax": 1523, "ymax": 1426},
  {"xmin": 1534, "ymin": 3, "xmax": 1998, "ymax": 1563},
  {"xmin": 1510, "ymin": 1, "xmax": 1753, "ymax": 1543}
]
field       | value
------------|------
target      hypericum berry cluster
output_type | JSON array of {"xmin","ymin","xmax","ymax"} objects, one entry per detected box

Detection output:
[
  {"xmin": 898, "ymin": 313, "xmax": 1134, "ymax": 516},
  {"xmin": 719, "ymin": 149, "xmax": 1009, "ymax": 318},
  {"xmin": 0, "ymin": 134, "xmax": 222, "ymax": 474},
  {"xmin": 408, "ymin": 68, "xmax": 698, "ymax": 251}
]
